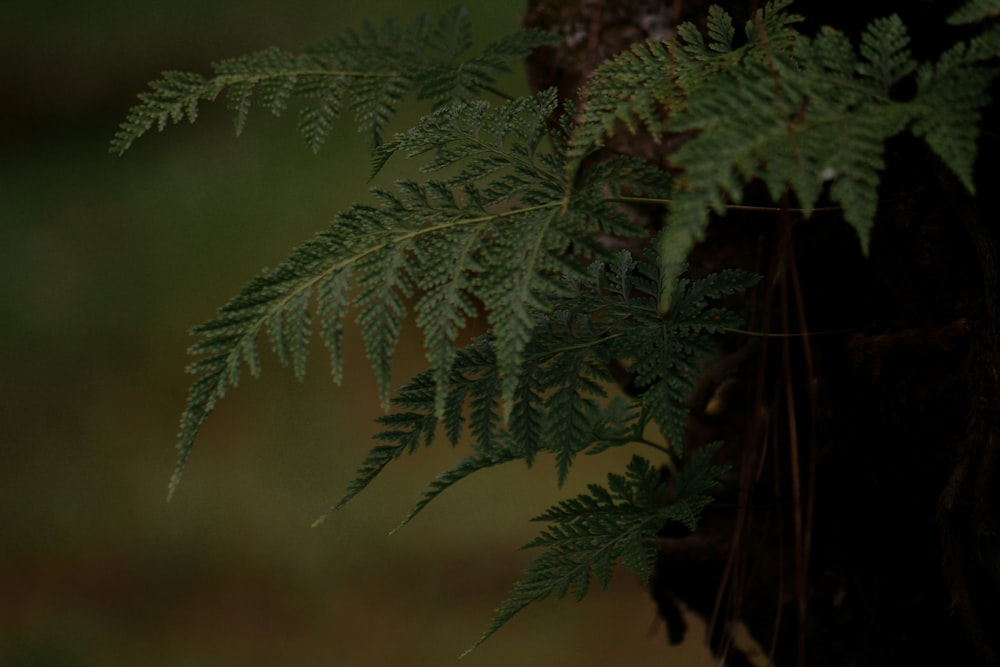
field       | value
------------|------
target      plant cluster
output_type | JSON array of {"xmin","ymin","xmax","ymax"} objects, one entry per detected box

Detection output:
[{"xmin": 113, "ymin": 0, "xmax": 999, "ymax": 651}]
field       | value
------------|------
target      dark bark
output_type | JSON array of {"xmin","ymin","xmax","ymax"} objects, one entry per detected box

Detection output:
[{"xmin": 523, "ymin": 1, "xmax": 1000, "ymax": 664}]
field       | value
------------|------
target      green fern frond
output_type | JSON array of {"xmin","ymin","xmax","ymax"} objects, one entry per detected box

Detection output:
[
  {"xmin": 119, "ymin": 3, "xmax": 1000, "ymax": 659},
  {"xmin": 858, "ymin": 16, "xmax": 916, "ymax": 93},
  {"xmin": 563, "ymin": 2, "xmax": 992, "ymax": 307},
  {"xmin": 911, "ymin": 42, "xmax": 997, "ymax": 193},
  {"xmin": 414, "ymin": 13, "xmax": 560, "ymax": 108},
  {"xmin": 111, "ymin": 70, "xmax": 224, "ymax": 155},
  {"xmin": 704, "ymin": 5, "xmax": 737, "ymax": 53},
  {"xmin": 548, "ymin": 249, "xmax": 757, "ymax": 449},
  {"xmin": 465, "ymin": 449, "xmax": 727, "ymax": 655},
  {"xmin": 169, "ymin": 89, "xmax": 679, "ymax": 500},
  {"xmin": 111, "ymin": 7, "xmax": 558, "ymax": 155},
  {"xmin": 326, "ymin": 326, "xmax": 616, "ymax": 525},
  {"xmin": 601, "ymin": 254, "xmax": 759, "ymax": 448},
  {"xmin": 394, "ymin": 432, "xmax": 522, "ymax": 532},
  {"xmin": 325, "ymin": 249, "xmax": 755, "ymax": 530},
  {"xmin": 565, "ymin": 0, "xmax": 802, "ymax": 178},
  {"xmin": 541, "ymin": 344, "xmax": 611, "ymax": 485},
  {"xmin": 663, "ymin": 15, "xmax": 917, "ymax": 294},
  {"xmin": 313, "ymin": 340, "xmax": 496, "ymax": 525},
  {"xmin": 949, "ymin": 0, "xmax": 1000, "ymax": 24},
  {"xmin": 563, "ymin": 38, "xmax": 679, "ymax": 174},
  {"xmin": 663, "ymin": 9, "xmax": 998, "ymax": 298}
]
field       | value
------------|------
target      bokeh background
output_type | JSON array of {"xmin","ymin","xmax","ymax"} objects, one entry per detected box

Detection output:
[{"xmin": 2, "ymin": 2, "xmax": 711, "ymax": 665}]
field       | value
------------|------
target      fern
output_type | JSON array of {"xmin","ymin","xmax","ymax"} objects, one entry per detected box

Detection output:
[
  {"xmin": 110, "ymin": 6, "xmax": 557, "ymax": 154},
  {"xmin": 322, "ymin": 249, "xmax": 755, "ymax": 531},
  {"xmin": 564, "ymin": 0, "xmax": 803, "ymax": 177},
  {"xmin": 565, "ymin": 0, "xmax": 998, "ymax": 305},
  {"xmin": 949, "ymin": 0, "xmax": 1000, "ymax": 24},
  {"xmin": 466, "ymin": 446, "xmax": 728, "ymax": 654},
  {"xmin": 112, "ymin": 0, "xmax": 1000, "ymax": 655},
  {"xmin": 666, "ymin": 12, "xmax": 996, "ymax": 265},
  {"xmin": 164, "ymin": 87, "xmax": 676, "ymax": 500}
]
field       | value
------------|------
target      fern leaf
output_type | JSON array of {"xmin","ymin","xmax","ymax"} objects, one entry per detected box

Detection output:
[
  {"xmin": 266, "ymin": 286, "xmax": 313, "ymax": 381},
  {"xmin": 564, "ymin": 38, "xmax": 678, "ymax": 176},
  {"xmin": 316, "ymin": 269, "xmax": 352, "ymax": 384},
  {"xmin": 541, "ymin": 348, "xmax": 609, "ymax": 486},
  {"xmin": 858, "ymin": 15, "xmax": 916, "ymax": 94},
  {"xmin": 326, "ymin": 244, "xmax": 753, "ymax": 525},
  {"xmin": 508, "ymin": 365, "xmax": 546, "ymax": 464},
  {"xmin": 414, "ymin": 7, "xmax": 558, "ymax": 107},
  {"xmin": 168, "ymin": 86, "xmax": 580, "ymax": 497},
  {"xmin": 466, "ymin": 347, "xmax": 504, "ymax": 451},
  {"xmin": 370, "ymin": 91, "xmax": 640, "ymax": 417},
  {"xmin": 949, "ymin": 0, "xmax": 1000, "ymax": 24},
  {"xmin": 669, "ymin": 441, "xmax": 730, "ymax": 529},
  {"xmin": 565, "ymin": 0, "xmax": 803, "ymax": 180},
  {"xmin": 591, "ymin": 251, "xmax": 759, "ymax": 448},
  {"xmin": 465, "ymin": 452, "xmax": 727, "ymax": 655},
  {"xmin": 318, "ymin": 339, "xmax": 497, "ymax": 524},
  {"xmin": 349, "ymin": 71, "xmax": 413, "ymax": 149},
  {"xmin": 312, "ymin": 410, "xmax": 437, "ymax": 527},
  {"xmin": 355, "ymin": 242, "xmax": 415, "ymax": 408},
  {"xmin": 483, "ymin": 210, "xmax": 566, "ymax": 413},
  {"xmin": 395, "ymin": 434, "xmax": 522, "ymax": 531},
  {"xmin": 112, "ymin": 9, "xmax": 557, "ymax": 155},
  {"xmin": 665, "ymin": 15, "xmax": 923, "ymax": 284},
  {"xmin": 111, "ymin": 71, "xmax": 223, "ymax": 155},
  {"xmin": 413, "ymin": 227, "xmax": 482, "ymax": 418},
  {"xmin": 297, "ymin": 92, "xmax": 341, "ymax": 153},
  {"xmin": 911, "ymin": 43, "xmax": 997, "ymax": 193}
]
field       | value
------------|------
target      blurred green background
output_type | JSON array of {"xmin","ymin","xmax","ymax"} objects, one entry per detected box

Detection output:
[{"xmin": 1, "ymin": 2, "xmax": 710, "ymax": 665}]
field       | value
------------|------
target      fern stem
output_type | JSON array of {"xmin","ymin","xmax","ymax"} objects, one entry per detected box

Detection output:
[
  {"xmin": 481, "ymin": 84, "xmax": 517, "ymax": 102},
  {"xmin": 607, "ymin": 195, "xmax": 843, "ymax": 214},
  {"xmin": 216, "ymin": 69, "xmax": 400, "ymax": 83},
  {"xmin": 533, "ymin": 332, "xmax": 626, "ymax": 358},
  {"xmin": 636, "ymin": 437, "xmax": 674, "ymax": 457},
  {"xmin": 721, "ymin": 325, "xmax": 860, "ymax": 338}
]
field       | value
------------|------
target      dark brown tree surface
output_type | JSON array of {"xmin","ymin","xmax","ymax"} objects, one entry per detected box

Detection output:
[{"xmin": 524, "ymin": 1, "xmax": 1000, "ymax": 664}]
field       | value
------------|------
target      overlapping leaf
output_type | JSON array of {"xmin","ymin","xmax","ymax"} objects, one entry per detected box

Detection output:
[
  {"xmin": 167, "ymin": 89, "xmax": 673, "ymax": 499},
  {"xmin": 325, "ymin": 248, "xmax": 755, "ymax": 528}
]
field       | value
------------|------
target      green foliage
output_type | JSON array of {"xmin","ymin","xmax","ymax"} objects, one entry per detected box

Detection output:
[
  {"xmin": 113, "ymin": 0, "xmax": 998, "ymax": 653},
  {"xmin": 567, "ymin": 0, "xmax": 998, "ymax": 305},
  {"xmin": 948, "ymin": 0, "xmax": 1000, "ymax": 25},
  {"xmin": 465, "ymin": 447, "xmax": 728, "ymax": 654},
  {"xmin": 162, "ymin": 86, "xmax": 676, "ymax": 502},
  {"xmin": 322, "ymin": 250, "xmax": 755, "ymax": 525},
  {"xmin": 565, "ymin": 0, "xmax": 803, "ymax": 176},
  {"xmin": 109, "ymin": 6, "xmax": 558, "ymax": 154}
]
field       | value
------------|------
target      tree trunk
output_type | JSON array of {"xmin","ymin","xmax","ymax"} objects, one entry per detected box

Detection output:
[{"xmin": 523, "ymin": 1, "xmax": 1000, "ymax": 664}]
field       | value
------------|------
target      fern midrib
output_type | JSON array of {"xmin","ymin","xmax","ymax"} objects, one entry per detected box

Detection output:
[
  {"xmin": 215, "ymin": 68, "xmax": 403, "ymax": 85},
  {"xmin": 458, "ymin": 130, "xmax": 564, "ymax": 184}
]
